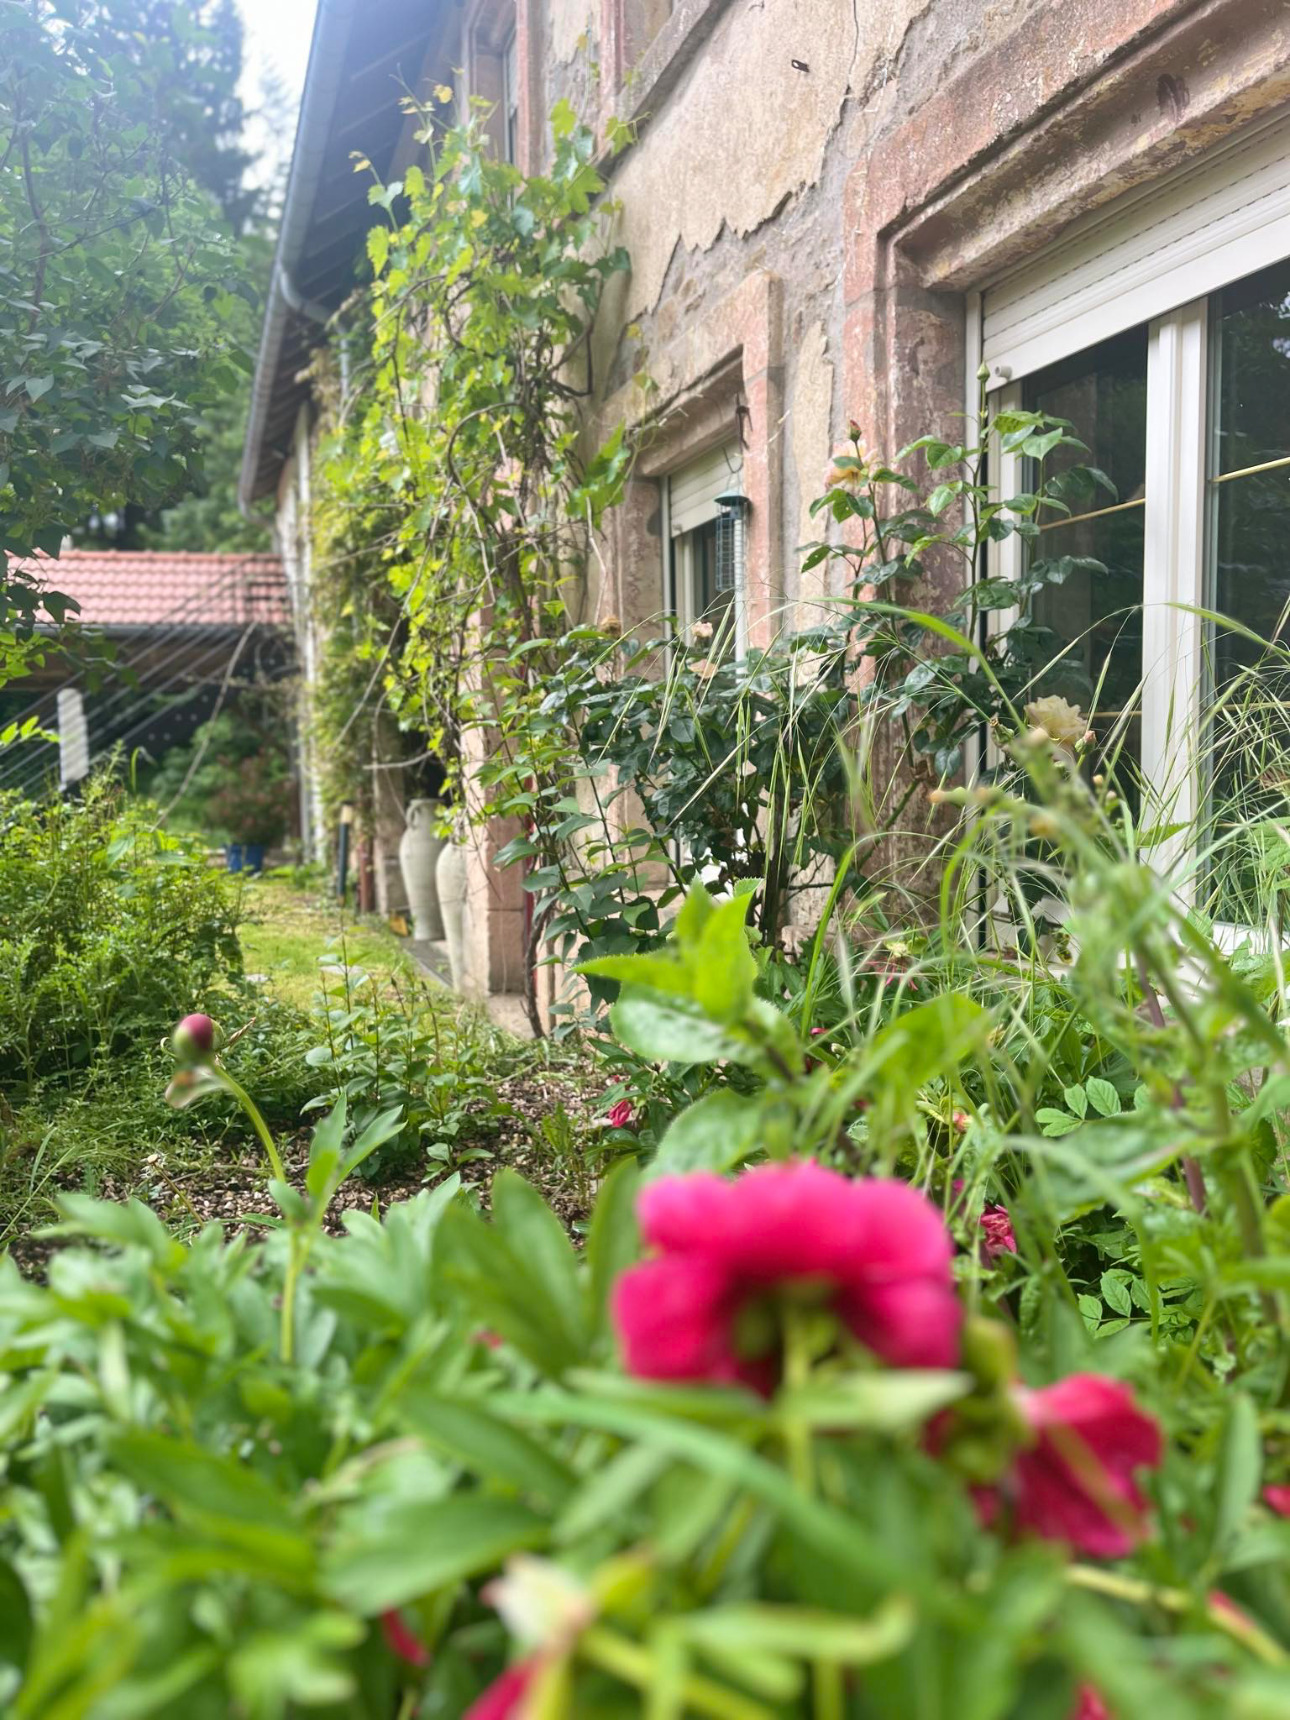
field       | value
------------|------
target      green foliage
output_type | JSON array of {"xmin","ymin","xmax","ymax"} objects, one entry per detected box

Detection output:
[
  {"xmin": 801, "ymin": 407, "xmax": 1120, "ymax": 785},
  {"xmin": 483, "ymin": 617, "xmax": 859, "ymax": 1018},
  {"xmin": 477, "ymin": 391, "xmax": 1127, "ymax": 1031},
  {"xmin": 6, "ymin": 828, "xmax": 1290, "ymax": 1717},
  {"xmin": 0, "ymin": 777, "xmax": 242, "ymax": 1089},
  {"xmin": 148, "ymin": 705, "xmax": 293, "ymax": 846},
  {"xmin": 303, "ymin": 949, "xmax": 510, "ymax": 1176},
  {"xmin": 0, "ymin": 0, "xmax": 259, "ymax": 680}
]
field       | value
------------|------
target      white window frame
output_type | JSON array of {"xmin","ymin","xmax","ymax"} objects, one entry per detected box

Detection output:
[{"xmin": 977, "ymin": 119, "xmax": 1290, "ymax": 910}]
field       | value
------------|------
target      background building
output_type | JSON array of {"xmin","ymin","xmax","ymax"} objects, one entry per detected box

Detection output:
[{"xmin": 242, "ymin": 0, "xmax": 1290, "ymax": 1017}]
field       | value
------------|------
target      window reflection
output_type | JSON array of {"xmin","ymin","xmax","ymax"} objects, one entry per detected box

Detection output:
[
  {"xmin": 1207, "ymin": 258, "xmax": 1290, "ymax": 918},
  {"xmin": 1023, "ymin": 327, "xmax": 1149, "ymax": 793}
]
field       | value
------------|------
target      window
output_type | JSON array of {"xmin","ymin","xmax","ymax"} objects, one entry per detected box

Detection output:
[
  {"xmin": 666, "ymin": 441, "xmax": 745, "ymax": 656},
  {"xmin": 980, "ymin": 115, "xmax": 1290, "ymax": 905},
  {"xmin": 501, "ymin": 30, "xmax": 519, "ymax": 165},
  {"xmin": 1024, "ymin": 328, "xmax": 1148, "ymax": 797}
]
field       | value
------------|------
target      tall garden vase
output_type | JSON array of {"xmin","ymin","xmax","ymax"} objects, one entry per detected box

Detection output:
[
  {"xmin": 399, "ymin": 799, "xmax": 446, "ymax": 941},
  {"xmin": 436, "ymin": 838, "xmax": 468, "ymax": 992}
]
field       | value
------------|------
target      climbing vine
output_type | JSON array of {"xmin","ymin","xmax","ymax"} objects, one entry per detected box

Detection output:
[{"xmin": 310, "ymin": 98, "xmax": 633, "ymax": 839}]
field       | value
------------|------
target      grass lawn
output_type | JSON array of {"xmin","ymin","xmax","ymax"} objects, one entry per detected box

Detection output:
[{"xmin": 237, "ymin": 870, "xmax": 421, "ymax": 1011}]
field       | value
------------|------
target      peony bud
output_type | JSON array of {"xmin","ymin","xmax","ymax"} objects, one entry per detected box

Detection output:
[
  {"xmin": 961, "ymin": 1315, "xmax": 1018, "ymax": 1392},
  {"xmin": 172, "ymin": 1013, "xmax": 222, "ymax": 1062}
]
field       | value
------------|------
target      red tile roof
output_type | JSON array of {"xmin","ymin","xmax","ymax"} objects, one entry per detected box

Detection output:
[{"xmin": 15, "ymin": 550, "xmax": 290, "ymax": 629}]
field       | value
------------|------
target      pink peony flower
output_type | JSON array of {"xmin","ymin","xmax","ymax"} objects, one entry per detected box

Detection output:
[
  {"xmin": 1071, "ymin": 1687, "xmax": 1110, "ymax": 1720},
  {"xmin": 611, "ymin": 1162, "xmax": 961, "ymax": 1393},
  {"xmin": 1263, "ymin": 1484, "xmax": 1290, "ymax": 1517},
  {"xmin": 988, "ymin": 1374, "xmax": 1162, "ymax": 1558},
  {"xmin": 464, "ymin": 1658, "xmax": 539, "ymax": 1720},
  {"xmin": 979, "ymin": 1206, "xmax": 1017, "ymax": 1260},
  {"xmin": 380, "ymin": 1608, "xmax": 430, "ymax": 1668},
  {"xmin": 606, "ymin": 1098, "xmax": 634, "ymax": 1130}
]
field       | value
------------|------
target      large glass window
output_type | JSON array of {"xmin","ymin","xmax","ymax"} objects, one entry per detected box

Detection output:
[
  {"xmin": 981, "ymin": 126, "xmax": 1290, "ymax": 914},
  {"xmin": 1209, "ymin": 260, "xmax": 1290, "ymax": 667},
  {"xmin": 1205, "ymin": 259, "xmax": 1290, "ymax": 913},
  {"xmin": 1022, "ymin": 328, "xmax": 1149, "ymax": 790}
]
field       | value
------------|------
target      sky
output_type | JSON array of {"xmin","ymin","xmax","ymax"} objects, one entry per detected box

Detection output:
[{"xmin": 236, "ymin": 0, "xmax": 320, "ymax": 188}]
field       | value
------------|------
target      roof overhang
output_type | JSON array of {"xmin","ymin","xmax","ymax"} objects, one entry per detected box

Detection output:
[{"xmin": 238, "ymin": 0, "xmax": 444, "ymax": 511}]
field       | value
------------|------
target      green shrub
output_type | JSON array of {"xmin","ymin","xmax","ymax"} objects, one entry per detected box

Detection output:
[
  {"xmin": 0, "ymin": 778, "xmax": 243, "ymax": 1090},
  {"xmin": 145, "ymin": 706, "xmax": 293, "ymax": 848}
]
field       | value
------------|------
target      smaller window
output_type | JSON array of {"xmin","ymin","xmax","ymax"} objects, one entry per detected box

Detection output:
[
  {"xmin": 667, "ymin": 441, "xmax": 744, "ymax": 655},
  {"xmin": 501, "ymin": 30, "xmax": 520, "ymax": 165}
]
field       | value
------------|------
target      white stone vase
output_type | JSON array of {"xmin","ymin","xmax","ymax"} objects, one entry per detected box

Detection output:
[
  {"xmin": 398, "ymin": 798, "xmax": 446, "ymax": 940},
  {"xmin": 435, "ymin": 838, "xmax": 469, "ymax": 991}
]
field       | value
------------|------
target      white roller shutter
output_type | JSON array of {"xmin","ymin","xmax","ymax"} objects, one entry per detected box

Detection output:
[
  {"xmin": 983, "ymin": 113, "xmax": 1290, "ymax": 382},
  {"xmin": 668, "ymin": 441, "xmax": 741, "ymax": 536}
]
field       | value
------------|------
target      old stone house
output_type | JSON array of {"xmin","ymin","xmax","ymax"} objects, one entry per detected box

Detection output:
[{"xmin": 240, "ymin": 0, "xmax": 1290, "ymax": 1020}]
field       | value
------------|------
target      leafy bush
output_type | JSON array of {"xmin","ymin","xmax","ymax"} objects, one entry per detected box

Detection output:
[
  {"xmin": 147, "ymin": 706, "xmax": 293, "ymax": 847},
  {"xmin": 0, "ymin": 779, "xmax": 242, "ymax": 1089},
  {"xmin": 302, "ymin": 950, "xmax": 510, "ymax": 1176}
]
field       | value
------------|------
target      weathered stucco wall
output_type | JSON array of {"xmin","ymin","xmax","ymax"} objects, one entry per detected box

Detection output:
[
  {"xmin": 416, "ymin": 0, "xmax": 1290, "ymax": 1009},
  {"xmin": 522, "ymin": 0, "xmax": 1290, "ymax": 636},
  {"xmin": 526, "ymin": 0, "xmax": 1052, "ymax": 626},
  {"xmin": 607, "ymin": 0, "xmax": 860, "ymax": 324}
]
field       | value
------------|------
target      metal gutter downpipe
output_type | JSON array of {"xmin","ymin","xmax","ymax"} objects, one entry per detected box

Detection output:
[
  {"xmin": 237, "ymin": 0, "xmax": 362, "ymax": 516},
  {"xmin": 292, "ymin": 404, "xmax": 326, "ymax": 863}
]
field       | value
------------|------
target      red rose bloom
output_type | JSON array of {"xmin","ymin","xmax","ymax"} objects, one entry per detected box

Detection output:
[
  {"xmin": 988, "ymin": 1374, "xmax": 1162, "ymax": 1558},
  {"xmin": 979, "ymin": 1205, "xmax": 1017, "ymax": 1260},
  {"xmin": 612, "ymin": 1162, "xmax": 961, "ymax": 1393}
]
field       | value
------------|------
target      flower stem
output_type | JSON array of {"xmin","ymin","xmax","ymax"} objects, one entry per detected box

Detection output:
[
  {"xmin": 781, "ymin": 1305, "xmax": 815, "ymax": 1495},
  {"xmin": 579, "ymin": 1626, "xmax": 774, "ymax": 1720},
  {"xmin": 215, "ymin": 1068, "xmax": 287, "ymax": 1183},
  {"xmin": 779, "ymin": 1309, "xmax": 843, "ymax": 1720},
  {"xmin": 1067, "ymin": 1566, "xmax": 1287, "ymax": 1666},
  {"xmin": 280, "ymin": 1232, "xmax": 304, "ymax": 1365}
]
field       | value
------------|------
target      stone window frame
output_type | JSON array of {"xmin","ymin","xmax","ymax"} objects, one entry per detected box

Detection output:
[
  {"xmin": 840, "ymin": 0, "xmax": 1290, "ymax": 859},
  {"xmin": 597, "ymin": 0, "xmax": 706, "ymax": 126},
  {"xmin": 619, "ymin": 270, "xmax": 783, "ymax": 652}
]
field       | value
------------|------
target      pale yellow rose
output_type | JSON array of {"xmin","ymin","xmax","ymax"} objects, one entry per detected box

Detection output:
[
  {"xmin": 481, "ymin": 1556, "xmax": 594, "ymax": 1650},
  {"xmin": 1023, "ymin": 695, "xmax": 1088, "ymax": 752}
]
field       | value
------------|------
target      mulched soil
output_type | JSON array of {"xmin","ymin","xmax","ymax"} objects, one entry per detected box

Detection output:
[{"xmin": 7, "ymin": 1050, "xmax": 611, "ymax": 1280}]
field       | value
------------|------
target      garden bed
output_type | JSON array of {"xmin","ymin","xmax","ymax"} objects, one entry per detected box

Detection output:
[{"xmin": 1, "ymin": 863, "xmax": 609, "ymax": 1274}]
